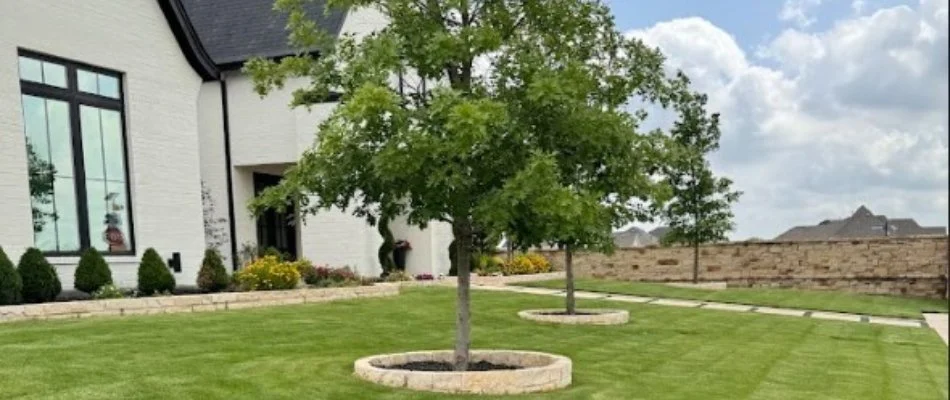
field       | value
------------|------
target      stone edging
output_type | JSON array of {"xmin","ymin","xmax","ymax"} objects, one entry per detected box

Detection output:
[
  {"xmin": 354, "ymin": 350, "xmax": 572, "ymax": 395},
  {"xmin": 518, "ymin": 309, "xmax": 630, "ymax": 325},
  {"xmin": 0, "ymin": 284, "xmax": 398, "ymax": 324}
]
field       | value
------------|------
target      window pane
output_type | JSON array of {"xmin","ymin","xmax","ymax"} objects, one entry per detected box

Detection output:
[
  {"xmin": 41, "ymin": 62, "xmax": 67, "ymax": 88},
  {"xmin": 86, "ymin": 179, "xmax": 108, "ymax": 252},
  {"xmin": 46, "ymin": 99, "xmax": 74, "ymax": 178},
  {"xmin": 18, "ymin": 57, "xmax": 43, "ymax": 83},
  {"xmin": 22, "ymin": 95, "xmax": 80, "ymax": 252},
  {"xmin": 53, "ymin": 177, "xmax": 80, "ymax": 252},
  {"xmin": 105, "ymin": 181, "xmax": 131, "ymax": 252},
  {"xmin": 21, "ymin": 95, "xmax": 50, "ymax": 162},
  {"xmin": 98, "ymin": 74, "xmax": 119, "ymax": 98},
  {"xmin": 100, "ymin": 109, "xmax": 125, "ymax": 181},
  {"xmin": 80, "ymin": 106, "xmax": 105, "ymax": 180},
  {"xmin": 78, "ymin": 69, "xmax": 98, "ymax": 94},
  {"xmin": 86, "ymin": 179, "xmax": 131, "ymax": 253}
]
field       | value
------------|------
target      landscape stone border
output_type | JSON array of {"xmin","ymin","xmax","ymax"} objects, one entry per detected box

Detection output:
[
  {"xmin": 518, "ymin": 308, "xmax": 629, "ymax": 325},
  {"xmin": 354, "ymin": 350, "xmax": 572, "ymax": 395},
  {"xmin": 0, "ymin": 284, "xmax": 398, "ymax": 324}
]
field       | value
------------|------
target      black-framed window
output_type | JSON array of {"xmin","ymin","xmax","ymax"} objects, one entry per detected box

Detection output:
[{"xmin": 17, "ymin": 50, "xmax": 135, "ymax": 256}]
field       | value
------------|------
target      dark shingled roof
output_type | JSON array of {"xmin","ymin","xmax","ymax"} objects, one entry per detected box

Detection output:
[
  {"xmin": 180, "ymin": 0, "xmax": 347, "ymax": 66},
  {"xmin": 774, "ymin": 205, "xmax": 947, "ymax": 241}
]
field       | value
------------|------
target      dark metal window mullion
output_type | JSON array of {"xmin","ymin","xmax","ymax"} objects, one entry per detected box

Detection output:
[{"xmin": 66, "ymin": 64, "xmax": 91, "ymax": 251}]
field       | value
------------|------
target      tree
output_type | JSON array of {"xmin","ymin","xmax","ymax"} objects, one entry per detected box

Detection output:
[
  {"xmin": 26, "ymin": 142, "xmax": 56, "ymax": 233},
  {"xmin": 0, "ymin": 247, "xmax": 23, "ymax": 305},
  {"xmin": 377, "ymin": 216, "xmax": 397, "ymax": 276},
  {"xmin": 246, "ymin": 0, "xmax": 683, "ymax": 370},
  {"xmin": 74, "ymin": 248, "xmax": 113, "ymax": 294},
  {"xmin": 657, "ymin": 86, "xmax": 741, "ymax": 283}
]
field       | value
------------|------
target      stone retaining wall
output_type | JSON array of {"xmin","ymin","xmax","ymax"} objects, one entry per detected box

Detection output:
[
  {"xmin": 0, "ymin": 284, "xmax": 399, "ymax": 324},
  {"xmin": 539, "ymin": 236, "xmax": 949, "ymax": 298}
]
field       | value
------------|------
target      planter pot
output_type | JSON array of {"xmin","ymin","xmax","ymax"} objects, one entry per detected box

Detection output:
[
  {"xmin": 518, "ymin": 309, "xmax": 629, "ymax": 325},
  {"xmin": 354, "ymin": 350, "xmax": 571, "ymax": 395}
]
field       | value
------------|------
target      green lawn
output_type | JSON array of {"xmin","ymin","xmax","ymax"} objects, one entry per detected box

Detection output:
[
  {"xmin": 0, "ymin": 287, "xmax": 946, "ymax": 399},
  {"xmin": 517, "ymin": 278, "xmax": 949, "ymax": 319}
]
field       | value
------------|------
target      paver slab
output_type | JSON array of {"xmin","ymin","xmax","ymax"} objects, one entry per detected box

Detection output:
[{"xmin": 923, "ymin": 313, "xmax": 948, "ymax": 345}]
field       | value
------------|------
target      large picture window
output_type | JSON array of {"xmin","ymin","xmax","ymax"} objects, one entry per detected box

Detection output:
[{"xmin": 18, "ymin": 50, "xmax": 134, "ymax": 255}]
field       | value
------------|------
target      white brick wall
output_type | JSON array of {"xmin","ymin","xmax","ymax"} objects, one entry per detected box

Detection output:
[{"xmin": 0, "ymin": 1, "xmax": 206, "ymax": 288}]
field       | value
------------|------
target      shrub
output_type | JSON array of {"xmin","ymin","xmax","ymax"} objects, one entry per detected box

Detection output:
[
  {"xmin": 234, "ymin": 256, "xmax": 300, "ymax": 291},
  {"xmin": 0, "ymin": 246, "xmax": 23, "ymax": 305},
  {"xmin": 17, "ymin": 248, "xmax": 61, "ymax": 303},
  {"xmin": 302, "ymin": 265, "xmax": 330, "ymax": 286},
  {"xmin": 304, "ymin": 265, "xmax": 361, "ymax": 288},
  {"xmin": 196, "ymin": 249, "xmax": 229, "ymax": 293},
  {"xmin": 384, "ymin": 270, "xmax": 413, "ymax": 282},
  {"xmin": 74, "ymin": 248, "xmax": 112, "ymax": 294},
  {"xmin": 501, "ymin": 254, "xmax": 552, "ymax": 276},
  {"xmin": 474, "ymin": 254, "xmax": 504, "ymax": 275},
  {"xmin": 137, "ymin": 248, "xmax": 176, "ymax": 295},
  {"xmin": 524, "ymin": 253, "xmax": 551, "ymax": 273},
  {"xmin": 92, "ymin": 283, "xmax": 125, "ymax": 299}
]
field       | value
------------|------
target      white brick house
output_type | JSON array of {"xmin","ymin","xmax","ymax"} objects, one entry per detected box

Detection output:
[{"xmin": 0, "ymin": 0, "xmax": 452, "ymax": 290}]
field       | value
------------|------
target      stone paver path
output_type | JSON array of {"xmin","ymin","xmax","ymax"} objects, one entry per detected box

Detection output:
[
  {"xmin": 469, "ymin": 281, "xmax": 938, "ymax": 332},
  {"xmin": 923, "ymin": 313, "xmax": 948, "ymax": 344}
]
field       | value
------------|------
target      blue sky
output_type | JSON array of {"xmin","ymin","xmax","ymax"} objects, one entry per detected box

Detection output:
[{"xmin": 604, "ymin": 0, "xmax": 949, "ymax": 239}]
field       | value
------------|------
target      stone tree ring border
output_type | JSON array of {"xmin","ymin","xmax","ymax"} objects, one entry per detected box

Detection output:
[
  {"xmin": 353, "ymin": 350, "xmax": 572, "ymax": 395},
  {"xmin": 518, "ymin": 309, "xmax": 630, "ymax": 325}
]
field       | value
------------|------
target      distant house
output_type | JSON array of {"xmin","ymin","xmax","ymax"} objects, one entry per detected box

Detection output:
[
  {"xmin": 649, "ymin": 226, "xmax": 671, "ymax": 243},
  {"xmin": 774, "ymin": 205, "xmax": 946, "ymax": 241},
  {"xmin": 611, "ymin": 227, "xmax": 659, "ymax": 248}
]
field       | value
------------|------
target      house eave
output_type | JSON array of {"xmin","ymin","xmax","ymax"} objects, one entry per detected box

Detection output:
[{"xmin": 158, "ymin": 0, "xmax": 220, "ymax": 81}]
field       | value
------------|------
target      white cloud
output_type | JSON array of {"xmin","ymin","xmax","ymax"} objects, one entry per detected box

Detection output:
[
  {"xmin": 779, "ymin": 0, "xmax": 824, "ymax": 27},
  {"xmin": 627, "ymin": 0, "xmax": 949, "ymax": 239}
]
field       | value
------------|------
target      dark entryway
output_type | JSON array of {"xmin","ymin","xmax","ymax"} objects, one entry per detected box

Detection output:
[{"xmin": 253, "ymin": 173, "xmax": 297, "ymax": 260}]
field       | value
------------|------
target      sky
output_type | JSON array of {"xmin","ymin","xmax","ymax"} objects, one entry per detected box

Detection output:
[{"xmin": 605, "ymin": 0, "xmax": 949, "ymax": 239}]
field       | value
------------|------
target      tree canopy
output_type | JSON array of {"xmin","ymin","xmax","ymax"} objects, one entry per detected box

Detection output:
[{"xmin": 245, "ymin": 0, "xmax": 724, "ymax": 369}]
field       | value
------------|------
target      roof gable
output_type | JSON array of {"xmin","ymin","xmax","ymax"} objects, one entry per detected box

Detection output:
[{"xmin": 180, "ymin": 0, "xmax": 347, "ymax": 67}]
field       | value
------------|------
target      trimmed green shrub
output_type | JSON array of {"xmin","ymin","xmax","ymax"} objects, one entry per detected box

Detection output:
[
  {"xmin": 0, "ymin": 247, "xmax": 23, "ymax": 305},
  {"xmin": 74, "ymin": 248, "xmax": 112, "ymax": 294},
  {"xmin": 137, "ymin": 248, "xmax": 175, "ymax": 295},
  {"xmin": 196, "ymin": 249, "xmax": 229, "ymax": 293},
  {"xmin": 17, "ymin": 248, "xmax": 61, "ymax": 303}
]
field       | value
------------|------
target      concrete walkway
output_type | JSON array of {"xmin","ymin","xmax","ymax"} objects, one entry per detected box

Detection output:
[
  {"xmin": 467, "ymin": 280, "xmax": 933, "ymax": 330},
  {"xmin": 923, "ymin": 313, "xmax": 949, "ymax": 345}
]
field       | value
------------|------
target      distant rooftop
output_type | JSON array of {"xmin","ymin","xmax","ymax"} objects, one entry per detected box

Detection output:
[{"xmin": 774, "ymin": 205, "xmax": 946, "ymax": 241}]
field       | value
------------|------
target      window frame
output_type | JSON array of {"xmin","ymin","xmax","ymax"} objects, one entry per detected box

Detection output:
[{"xmin": 17, "ymin": 49, "xmax": 136, "ymax": 257}]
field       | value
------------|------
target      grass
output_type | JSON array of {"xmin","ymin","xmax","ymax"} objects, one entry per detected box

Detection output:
[
  {"xmin": 0, "ymin": 287, "xmax": 946, "ymax": 399},
  {"xmin": 517, "ymin": 278, "xmax": 949, "ymax": 319}
]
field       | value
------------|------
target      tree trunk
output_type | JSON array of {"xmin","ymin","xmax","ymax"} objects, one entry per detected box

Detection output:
[
  {"xmin": 453, "ymin": 222, "xmax": 473, "ymax": 371},
  {"xmin": 692, "ymin": 241, "xmax": 699, "ymax": 284},
  {"xmin": 565, "ymin": 244, "xmax": 575, "ymax": 315}
]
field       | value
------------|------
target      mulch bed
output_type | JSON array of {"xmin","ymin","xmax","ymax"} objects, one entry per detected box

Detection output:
[
  {"xmin": 380, "ymin": 361, "xmax": 521, "ymax": 372},
  {"xmin": 536, "ymin": 311, "xmax": 599, "ymax": 316}
]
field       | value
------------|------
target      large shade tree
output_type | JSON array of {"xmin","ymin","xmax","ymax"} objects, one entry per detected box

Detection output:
[
  {"xmin": 656, "ymin": 85, "xmax": 741, "ymax": 283},
  {"xmin": 247, "ymin": 0, "xmax": 693, "ymax": 370}
]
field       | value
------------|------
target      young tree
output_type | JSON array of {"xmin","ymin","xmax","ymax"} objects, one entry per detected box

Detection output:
[
  {"xmin": 247, "ymin": 0, "xmax": 684, "ymax": 369},
  {"xmin": 658, "ymin": 86, "xmax": 741, "ymax": 283},
  {"xmin": 26, "ymin": 142, "xmax": 56, "ymax": 233}
]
